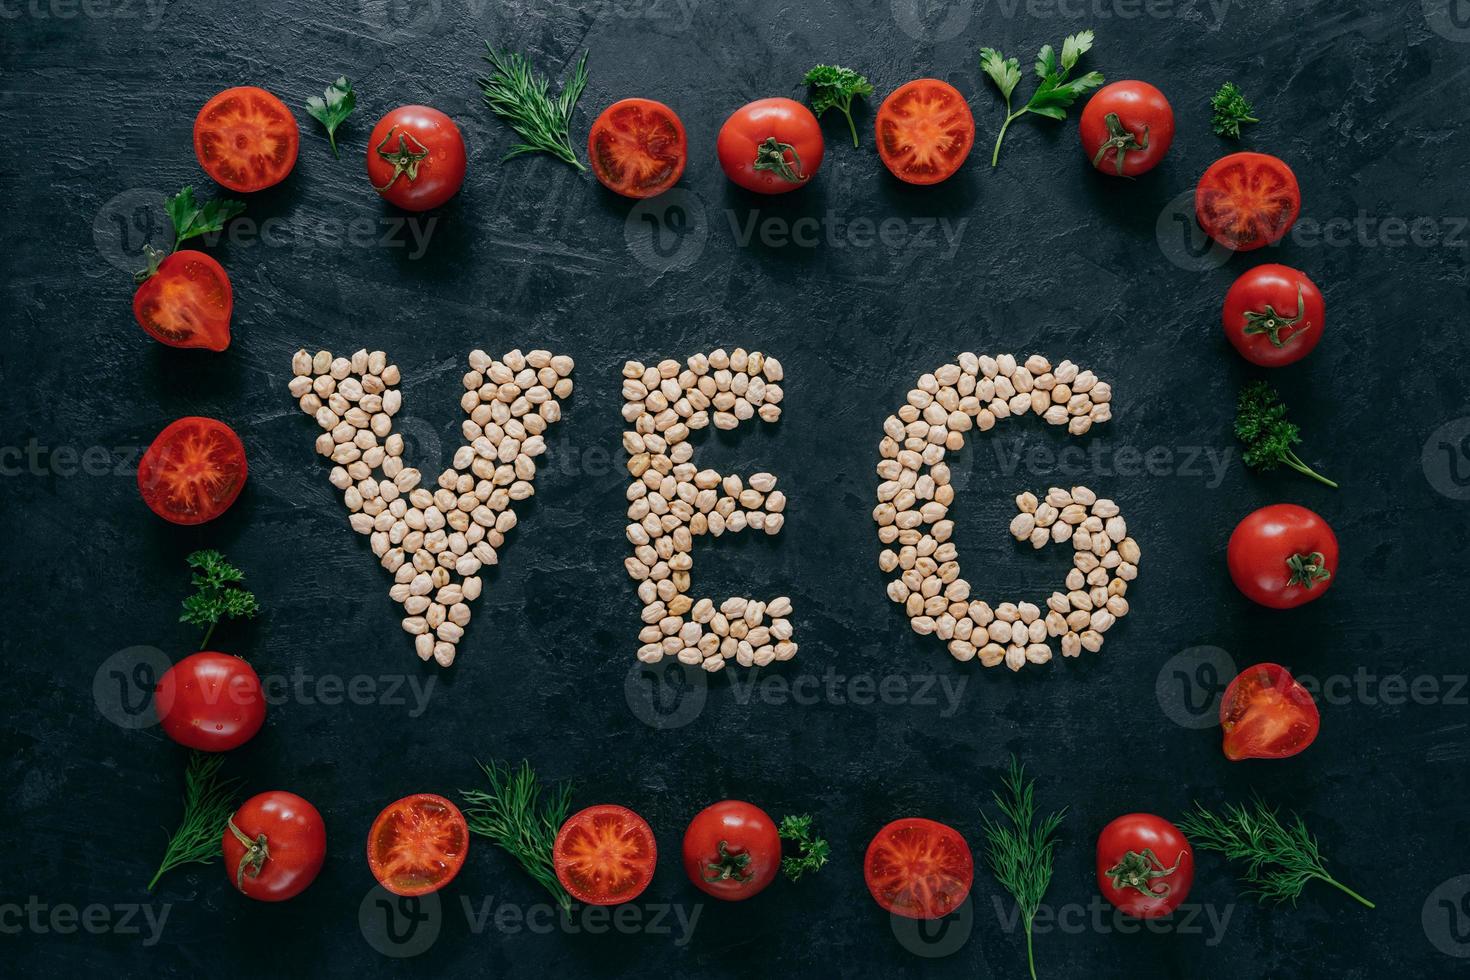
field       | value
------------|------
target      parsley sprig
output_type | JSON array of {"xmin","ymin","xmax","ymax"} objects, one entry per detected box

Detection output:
[
  {"xmin": 461, "ymin": 760, "xmax": 574, "ymax": 911},
  {"xmin": 136, "ymin": 187, "xmax": 244, "ymax": 282},
  {"xmin": 147, "ymin": 751, "xmax": 242, "ymax": 891},
  {"xmin": 778, "ymin": 813, "xmax": 831, "ymax": 881},
  {"xmin": 982, "ymin": 757, "xmax": 1066, "ymax": 980},
  {"xmin": 1211, "ymin": 82, "xmax": 1259, "ymax": 139},
  {"xmin": 478, "ymin": 46, "xmax": 589, "ymax": 171},
  {"xmin": 1235, "ymin": 382, "xmax": 1337, "ymax": 488},
  {"xmin": 179, "ymin": 549, "xmax": 260, "ymax": 648},
  {"xmin": 980, "ymin": 30, "xmax": 1104, "ymax": 167},
  {"xmin": 305, "ymin": 76, "xmax": 356, "ymax": 158},
  {"xmin": 803, "ymin": 64, "xmax": 874, "ymax": 147}
]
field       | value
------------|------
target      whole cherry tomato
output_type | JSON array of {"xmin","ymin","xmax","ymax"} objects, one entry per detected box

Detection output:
[
  {"xmin": 1196, "ymin": 152, "xmax": 1301, "ymax": 251},
  {"xmin": 366, "ymin": 106, "xmax": 466, "ymax": 211},
  {"xmin": 682, "ymin": 800, "xmax": 782, "ymax": 901},
  {"xmin": 224, "ymin": 791, "xmax": 327, "ymax": 901},
  {"xmin": 1223, "ymin": 264, "xmax": 1325, "ymax": 367},
  {"xmin": 1096, "ymin": 813, "xmax": 1194, "ymax": 917},
  {"xmin": 132, "ymin": 250, "xmax": 232, "ymax": 351},
  {"xmin": 1220, "ymin": 662, "xmax": 1321, "ymax": 760},
  {"xmin": 154, "ymin": 651, "xmax": 265, "ymax": 752},
  {"xmin": 717, "ymin": 98, "xmax": 824, "ymax": 194},
  {"xmin": 1079, "ymin": 81, "xmax": 1174, "ymax": 177},
  {"xmin": 1227, "ymin": 504, "xmax": 1338, "ymax": 609}
]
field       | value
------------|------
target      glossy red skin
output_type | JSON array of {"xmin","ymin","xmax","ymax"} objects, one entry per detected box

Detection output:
[
  {"xmin": 717, "ymin": 98, "xmax": 824, "ymax": 194},
  {"xmin": 1227, "ymin": 504, "xmax": 1338, "ymax": 609},
  {"xmin": 588, "ymin": 98, "xmax": 687, "ymax": 199},
  {"xmin": 864, "ymin": 817, "xmax": 973, "ymax": 920},
  {"xmin": 1195, "ymin": 152, "xmax": 1301, "ymax": 251},
  {"xmin": 193, "ymin": 86, "xmax": 299, "ymax": 192},
  {"xmin": 1095, "ymin": 814, "xmax": 1194, "ymax": 918},
  {"xmin": 1080, "ymin": 81, "xmax": 1175, "ymax": 177},
  {"xmin": 1222, "ymin": 264, "xmax": 1324, "ymax": 367},
  {"xmin": 681, "ymin": 800, "xmax": 781, "ymax": 901},
  {"xmin": 132, "ymin": 250, "xmax": 232, "ymax": 351},
  {"xmin": 366, "ymin": 106, "xmax": 467, "ymax": 211},
  {"xmin": 155, "ymin": 652, "xmax": 265, "ymax": 752},
  {"xmin": 137, "ymin": 416, "xmax": 248, "ymax": 525},
  {"xmin": 224, "ymin": 791, "xmax": 326, "ymax": 901},
  {"xmin": 554, "ymin": 804, "xmax": 657, "ymax": 906},
  {"xmin": 1221, "ymin": 662, "xmax": 1321, "ymax": 760},
  {"xmin": 874, "ymin": 79, "xmax": 975, "ymax": 186},
  {"xmin": 367, "ymin": 793, "xmax": 470, "ymax": 897}
]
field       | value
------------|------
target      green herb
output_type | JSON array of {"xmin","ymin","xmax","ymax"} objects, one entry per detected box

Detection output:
[
  {"xmin": 305, "ymin": 76, "xmax": 356, "ymax": 158},
  {"xmin": 478, "ymin": 46, "xmax": 589, "ymax": 171},
  {"xmin": 1210, "ymin": 82, "xmax": 1259, "ymax": 139},
  {"xmin": 164, "ymin": 186, "xmax": 246, "ymax": 251},
  {"xmin": 777, "ymin": 813, "xmax": 831, "ymax": 882},
  {"xmin": 980, "ymin": 30, "xmax": 1104, "ymax": 167},
  {"xmin": 1177, "ymin": 799, "xmax": 1373, "ymax": 909},
  {"xmin": 179, "ymin": 549, "xmax": 260, "ymax": 648},
  {"xmin": 147, "ymin": 751, "xmax": 242, "ymax": 891},
  {"xmin": 1235, "ymin": 381, "xmax": 1337, "ymax": 488},
  {"xmin": 461, "ymin": 759, "xmax": 574, "ymax": 911},
  {"xmin": 981, "ymin": 756, "xmax": 1066, "ymax": 980},
  {"xmin": 803, "ymin": 64, "xmax": 874, "ymax": 147}
]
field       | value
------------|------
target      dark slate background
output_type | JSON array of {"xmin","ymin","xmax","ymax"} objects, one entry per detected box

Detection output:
[{"xmin": 4, "ymin": 0, "xmax": 1469, "ymax": 977}]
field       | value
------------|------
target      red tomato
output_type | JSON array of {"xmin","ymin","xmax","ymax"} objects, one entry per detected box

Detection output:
[
  {"xmin": 588, "ymin": 98, "xmax": 687, "ymax": 199},
  {"xmin": 224, "ymin": 791, "xmax": 326, "ymax": 901},
  {"xmin": 864, "ymin": 817, "xmax": 973, "ymax": 920},
  {"xmin": 132, "ymin": 249, "xmax": 232, "ymax": 351},
  {"xmin": 1220, "ymin": 662, "xmax": 1321, "ymax": 760},
  {"xmin": 367, "ymin": 794, "xmax": 470, "ymax": 897},
  {"xmin": 1222, "ymin": 264, "xmax": 1324, "ymax": 367},
  {"xmin": 681, "ymin": 800, "xmax": 781, "ymax": 901},
  {"xmin": 1096, "ymin": 814, "xmax": 1194, "ymax": 918},
  {"xmin": 554, "ymin": 804, "xmax": 657, "ymax": 906},
  {"xmin": 1195, "ymin": 152, "xmax": 1301, "ymax": 251},
  {"xmin": 1227, "ymin": 504, "xmax": 1337, "ymax": 609},
  {"xmin": 366, "ymin": 106, "xmax": 467, "ymax": 211},
  {"xmin": 716, "ymin": 98, "xmax": 824, "ymax": 194},
  {"xmin": 154, "ymin": 651, "xmax": 265, "ymax": 752},
  {"xmin": 137, "ymin": 417, "xmax": 247, "ymax": 525},
  {"xmin": 874, "ymin": 79, "xmax": 975, "ymax": 185},
  {"xmin": 1079, "ymin": 80, "xmax": 1174, "ymax": 177},
  {"xmin": 193, "ymin": 86, "xmax": 299, "ymax": 193}
]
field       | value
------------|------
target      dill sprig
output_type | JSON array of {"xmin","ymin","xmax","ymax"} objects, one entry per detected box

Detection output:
[
  {"xmin": 461, "ymin": 759, "xmax": 574, "ymax": 911},
  {"xmin": 981, "ymin": 756, "xmax": 1066, "ymax": 980},
  {"xmin": 478, "ymin": 46, "xmax": 589, "ymax": 171},
  {"xmin": 1177, "ymin": 799, "xmax": 1373, "ymax": 909},
  {"xmin": 148, "ymin": 750, "xmax": 242, "ymax": 892}
]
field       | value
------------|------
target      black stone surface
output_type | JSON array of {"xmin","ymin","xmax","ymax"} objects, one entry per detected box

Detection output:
[{"xmin": 4, "ymin": 1, "xmax": 1469, "ymax": 977}]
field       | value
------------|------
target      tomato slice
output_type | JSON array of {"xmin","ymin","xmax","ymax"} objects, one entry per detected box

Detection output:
[
  {"xmin": 132, "ymin": 250, "xmax": 232, "ymax": 351},
  {"xmin": 864, "ymin": 817, "xmax": 973, "ymax": 919},
  {"xmin": 875, "ymin": 79, "xmax": 975, "ymax": 186},
  {"xmin": 553, "ymin": 804, "xmax": 657, "ymax": 906},
  {"xmin": 1195, "ymin": 152, "xmax": 1300, "ymax": 251},
  {"xmin": 588, "ymin": 98, "xmax": 687, "ymax": 199},
  {"xmin": 137, "ymin": 417, "xmax": 247, "ymax": 525},
  {"xmin": 1220, "ymin": 663, "xmax": 1320, "ymax": 761},
  {"xmin": 367, "ymin": 793, "xmax": 470, "ymax": 897},
  {"xmin": 194, "ymin": 86, "xmax": 300, "ymax": 192}
]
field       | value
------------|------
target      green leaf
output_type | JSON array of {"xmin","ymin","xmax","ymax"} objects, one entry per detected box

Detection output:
[
  {"xmin": 1034, "ymin": 44, "xmax": 1056, "ymax": 80},
  {"xmin": 1060, "ymin": 30, "xmax": 1094, "ymax": 70},
  {"xmin": 164, "ymin": 186, "xmax": 245, "ymax": 249},
  {"xmin": 479, "ymin": 45, "xmax": 589, "ymax": 170},
  {"xmin": 803, "ymin": 63, "xmax": 874, "ymax": 146},
  {"xmin": 1210, "ymin": 81, "xmax": 1259, "ymax": 138},
  {"xmin": 1027, "ymin": 70, "xmax": 1105, "ymax": 116},
  {"xmin": 461, "ymin": 760, "xmax": 574, "ymax": 911},
  {"xmin": 148, "ymin": 751, "xmax": 242, "ymax": 891},
  {"xmin": 305, "ymin": 76, "xmax": 356, "ymax": 158},
  {"xmin": 777, "ymin": 813, "xmax": 831, "ymax": 882},
  {"xmin": 179, "ymin": 549, "xmax": 260, "ymax": 646},
  {"xmin": 980, "ymin": 47, "xmax": 1022, "ymax": 101}
]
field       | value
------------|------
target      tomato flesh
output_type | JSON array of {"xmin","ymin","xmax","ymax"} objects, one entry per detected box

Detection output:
[
  {"xmin": 194, "ymin": 86, "xmax": 299, "ymax": 193},
  {"xmin": 224, "ymin": 791, "xmax": 326, "ymax": 901},
  {"xmin": 1195, "ymin": 152, "xmax": 1300, "ymax": 251},
  {"xmin": 1220, "ymin": 662, "xmax": 1320, "ymax": 760},
  {"xmin": 589, "ymin": 98, "xmax": 687, "ymax": 199},
  {"xmin": 367, "ymin": 793, "xmax": 470, "ymax": 897},
  {"xmin": 864, "ymin": 817, "xmax": 973, "ymax": 920},
  {"xmin": 554, "ymin": 804, "xmax": 657, "ymax": 906},
  {"xmin": 155, "ymin": 651, "xmax": 265, "ymax": 752},
  {"xmin": 875, "ymin": 79, "xmax": 975, "ymax": 185},
  {"xmin": 133, "ymin": 250, "xmax": 232, "ymax": 351},
  {"xmin": 137, "ymin": 416, "xmax": 247, "ymax": 525}
]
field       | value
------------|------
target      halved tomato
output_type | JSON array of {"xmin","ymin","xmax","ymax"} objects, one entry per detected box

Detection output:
[
  {"xmin": 553, "ymin": 804, "xmax": 657, "ymax": 906},
  {"xmin": 588, "ymin": 98, "xmax": 687, "ymax": 199},
  {"xmin": 137, "ymin": 417, "xmax": 247, "ymax": 525},
  {"xmin": 864, "ymin": 817, "xmax": 973, "ymax": 919},
  {"xmin": 875, "ymin": 79, "xmax": 975, "ymax": 185},
  {"xmin": 132, "ymin": 249, "xmax": 232, "ymax": 351},
  {"xmin": 1195, "ymin": 152, "xmax": 1300, "ymax": 251},
  {"xmin": 367, "ymin": 793, "xmax": 470, "ymax": 897},
  {"xmin": 1220, "ymin": 663, "xmax": 1320, "ymax": 761},
  {"xmin": 194, "ymin": 86, "xmax": 300, "ymax": 193}
]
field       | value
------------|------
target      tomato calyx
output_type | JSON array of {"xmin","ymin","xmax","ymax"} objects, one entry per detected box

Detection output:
[
  {"xmin": 1286, "ymin": 551, "xmax": 1332, "ymax": 588},
  {"xmin": 227, "ymin": 816, "xmax": 271, "ymax": 890},
  {"xmin": 134, "ymin": 244, "xmax": 170, "ymax": 284},
  {"xmin": 702, "ymin": 840, "xmax": 755, "ymax": 884},
  {"xmin": 1091, "ymin": 112, "xmax": 1150, "ymax": 177},
  {"xmin": 752, "ymin": 136, "xmax": 808, "ymax": 183},
  {"xmin": 373, "ymin": 126, "xmax": 431, "ymax": 192},
  {"xmin": 1105, "ymin": 848, "xmax": 1183, "ymax": 897},
  {"xmin": 1242, "ymin": 285, "xmax": 1308, "ymax": 348}
]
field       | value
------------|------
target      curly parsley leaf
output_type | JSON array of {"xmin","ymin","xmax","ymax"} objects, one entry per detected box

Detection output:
[
  {"xmin": 803, "ymin": 64, "xmax": 874, "ymax": 147},
  {"xmin": 981, "ymin": 30, "xmax": 1104, "ymax": 166},
  {"xmin": 778, "ymin": 813, "xmax": 831, "ymax": 882},
  {"xmin": 305, "ymin": 76, "xmax": 356, "ymax": 158},
  {"xmin": 179, "ymin": 549, "xmax": 260, "ymax": 648},
  {"xmin": 1211, "ymin": 82, "xmax": 1259, "ymax": 138},
  {"xmin": 1234, "ymin": 382, "xmax": 1337, "ymax": 488}
]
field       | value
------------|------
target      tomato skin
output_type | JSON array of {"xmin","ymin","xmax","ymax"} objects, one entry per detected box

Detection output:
[
  {"xmin": 1220, "ymin": 662, "xmax": 1321, "ymax": 760},
  {"xmin": 132, "ymin": 250, "xmax": 232, "ymax": 351},
  {"xmin": 1227, "ymin": 504, "xmax": 1338, "ymax": 609},
  {"xmin": 137, "ymin": 416, "xmax": 248, "ymax": 525},
  {"xmin": 554, "ymin": 804, "xmax": 658, "ymax": 906},
  {"xmin": 1195, "ymin": 152, "xmax": 1301, "ymax": 251},
  {"xmin": 224, "ymin": 791, "xmax": 326, "ymax": 902},
  {"xmin": 366, "ymin": 106, "xmax": 467, "ymax": 211},
  {"xmin": 1096, "ymin": 814, "xmax": 1194, "ymax": 918},
  {"xmin": 367, "ymin": 794, "xmax": 470, "ymax": 897},
  {"xmin": 1223, "ymin": 264, "xmax": 1324, "ymax": 367},
  {"xmin": 681, "ymin": 800, "xmax": 781, "ymax": 901},
  {"xmin": 193, "ymin": 86, "xmax": 299, "ymax": 193},
  {"xmin": 864, "ymin": 817, "xmax": 973, "ymax": 920},
  {"xmin": 717, "ymin": 98, "xmax": 824, "ymax": 194},
  {"xmin": 588, "ymin": 98, "xmax": 687, "ymax": 199},
  {"xmin": 154, "ymin": 651, "xmax": 265, "ymax": 752},
  {"xmin": 1079, "ymin": 81, "xmax": 1174, "ymax": 177},
  {"xmin": 874, "ymin": 79, "xmax": 975, "ymax": 186}
]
